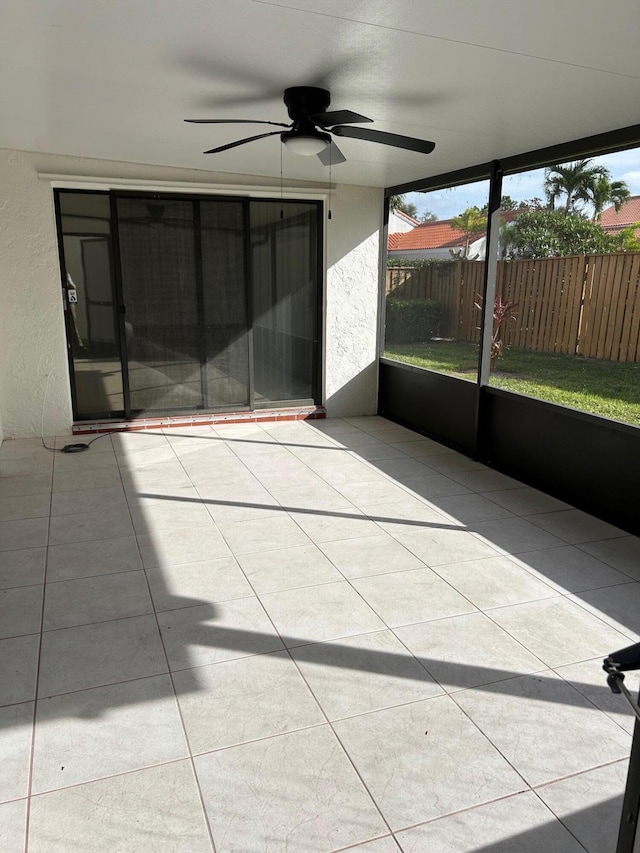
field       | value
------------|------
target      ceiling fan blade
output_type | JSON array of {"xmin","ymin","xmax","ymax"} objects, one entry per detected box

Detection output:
[
  {"xmin": 308, "ymin": 109, "xmax": 372, "ymax": 127},
  {"xmin": 331, "ymin": 125, "xmax": 435, "ymax": 154},
  {"xmin": 204, "ymin": 131, "xmax": 283, "ymax": 154},
  {"xmin": 317, "ymin": 140, "xmax": 347, "ymax": 166},
  {"xmin": 186, "ymin": 118, "xmax": 290, "ymax": 128}
]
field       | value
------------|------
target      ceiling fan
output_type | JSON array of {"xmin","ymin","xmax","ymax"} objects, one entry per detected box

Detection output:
[{"xmin": 185, "ymin": 86, "xmax": 435, "ymax": 164}]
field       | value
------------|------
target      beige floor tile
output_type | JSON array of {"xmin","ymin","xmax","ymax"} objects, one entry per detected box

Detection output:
[
  {"xmin": 46, "ymin": 535, "xmax": 141, "ymax": 581},
  {"xmin": 137, "ymin": 525, "xmax": 231, "ymax": 568},
  {"xmin": 291, "ymin": 630, "xmax": 442, "ymax": 720},
  {"xmin": 579, "ymin": 536, "xmax": 640, "ymax": 577},
  {"xmin": 0, "ymin": 585, "xmax": 43, "ymax": 639},
  {"xmin": 48, "ymin": 509, "xmax": 134, "ymax": 546},
  {"xmin": 51, "ymin": 485, "xmax": 127, "ymax": 516},
  {"xmin": 32, "ymin": 675, "xmax": 187, "ymax": 794},
  {"xmin": 435, "ymin": 555, "xmax": 557, "ymax": 609},
  {"xmin": 260, "ymin": 581, "xmax": 385, "ymax": 647},
  {"xmin": 0, "ymin": 493, "xmax": 50, "ymax": 522},
  {"xmin": 0, "ymin": 547, "xmax": 46, "ymax": 589},
  {"xmin": 0, "ymin": 439, "xmax": 53, "ymax": 459},
  {"xmin": 392, "ymin": 527, "xmax": 500, "ymax": 566},
  {"xmin": 334, "ymin": 695, "xmax": 524, "ymax": 830},
  {"xmin": 569, "ymin": 583, "xmax": 640, "ymax": 641},
  {"xmin": 195, "ymin": 726, "xmax": 386, "ymax": 852},
  {"xmin": 0, "ymin": 474, "xmax": 52, "ymax": 498},
  {"xmin": 395, "ymin": 611, "xmax": 544, "ymax": 692},
  {"xmin": 289, "ymin": 507, "xmax": 382, "ymax": 544},
  {"xmin": 419, "ymin": 454, "xmax": 485, "ymax": 475},
  {"xmin": 352, "ymin": 567, "xmax": 476, "ymax": 628},
  {"xmin": 335, "ymin": 479, "xmax": 415, "ymax": 508},
  {"xmin": 175, "ymin": 650, "xmax": 323, "ymax": 753},
  {"xmin": 449, "ymin": 469, "xmax": 523, "ymax": 492},
  {"xmin": 253, "ymin": 462, "xmax": 322, "ymax": 490},
  {"xmin": 319, "ymin": 534, "xmax": 424, "ymax": 579},
  {"xmin": 52, "ymin": 468, "xmax": 123, "ymax": 494},
  {"xmin": 237, "ymin": 543, "xmax": 342, "ymax": 593},
  {"xmin": 129, "ymin": 498, "xmax": 214, "ymax": 534},
  {"xmin": 388, "ymin": 438, "xmax": 456, "ymax": 458},
  {"xmin": 470, "ymin": 516, "xmax": 566, "ymax": 553},
  {"xmin": 555, "ymin": 657, "xmax": 639, "ymax": 735},
  {"xmin": 396, "ymin": 791, "xmax": 584, "ymax": 852},
  {"xmin": 39, "ymin": 615, "xmax": 167, "ymax": 697},
  {"xmin": 158, "ymin": 597, "xmax": 283, "ymax": 671},
  {"xmin": 310, "ymin": 461, "xmax": 389, "ymax": 487},
  {"xmin": 125, "ymin": 483, "xmax": 200, "ymax": 508},
  {"xmin": 43, "ymin": 571, "xmax": 152, "ymax": 631},
  {"xmin": 402, "ymin": 474, "xmax": 473, "ymax": 500},
  {"xmin": 361, "ymin": 498, "xmax": 454, "ymax": 536},
  {"xmin": 486, "ymin": 486, "xmax": 571, "ymax": 516},
  {"xmin": 29, "ymin": 761, "xmax": 213, "ymax": 853},
  {"xmin": 349, "ymin": 443, "xmax": 409, "ymax": 461},
  {"xmin": 513, "ymin": 545, "xmax": 632, "ymax": 593},
  {"xmin": 455, "ymin": 670, "xmax": 631, "ymax": 787},
  {"xmin": 0, "ymin": 634, "xmax": 40, "ymax": 705},
  {"xmin": 0, "ymin": 517, "xmax": 49, "ymax": 551},
  {"xmin": 146, "ymin": 557, "xmax": 252, "ymax": 611},
  {"xmin": 488, "ymin": 597, "xmax": 632, "ymax": 667},
  {"xmin": 436, "ymin": 493, "xmax": 516, "ymax": 524},
  {"xmin": 120, "ymin": 463, "xmax": 192, "ymax": 492},
  {"xmin": 0, "ymin": 457, "xmax": 53, "ymax": 478},
  {"xmin": 110, "ymin": 432, "xmax": 169, "ymax": 452},
  {"xmin": 527, "ymin": 509, "xmax": 626, "ymax": 545},
  {"xmin": 217, "ymin": 514, "xmax": 311, "ymax": 555},
  {"xmin": 364, "ymin": 457, "xmax": 436, "ymax": 482},
  {"xmin": 116, "ymin": 445, "xmax": 178, "ymax": 468},
  {"xmin": 0, "ymin": 702, "xmax": 33, "ymax": 803},
  {"xmin": 0, "ymin": 799, "xmax": 27, "ymax": 850},
  {"xmin": 536, "ymin": 760, "xmax": 628, "ymax": 853},
  {"xmin": 53, "ymin": 450, "xmax": 118, "ymax": 472},
  {"xmin": 269, "ymin": 482, "xmax": 354, "ymax": 512}
]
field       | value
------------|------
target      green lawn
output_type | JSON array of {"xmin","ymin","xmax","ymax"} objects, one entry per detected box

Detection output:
[{"xmin": 385, "ymin": 341, "xmax": 640, "ymax": 426}]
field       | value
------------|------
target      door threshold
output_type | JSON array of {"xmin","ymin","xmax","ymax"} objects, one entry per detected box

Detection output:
[{"xmin": 72, "ymin": 406, "xmax": 326, "ymax": 435}]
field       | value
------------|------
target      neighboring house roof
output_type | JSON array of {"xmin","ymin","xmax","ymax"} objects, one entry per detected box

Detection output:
[
  {"xmin": 388, "ymin": 219, "xmax": 480, "ymax": 252},
  {"xmin": 600, "ymin": 196, "xmax": 640, "ymax": 233},
  {"xmin": 391, "ymin": 209, "xmax": 420, "ymax": 227},
  {"xmin": 387, "ymin": 210, "xmax": 520, "ymax": 252}
]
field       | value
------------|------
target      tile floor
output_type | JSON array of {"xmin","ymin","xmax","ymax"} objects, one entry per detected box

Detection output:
[{"xmin": 1, "ymin": 415, "xmax": 640, "ymax": 852}]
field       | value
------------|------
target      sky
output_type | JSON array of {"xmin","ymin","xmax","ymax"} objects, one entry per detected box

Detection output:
[{"xmin": 403, "ymin": 149, "xmax": 640, "ymax": 221}]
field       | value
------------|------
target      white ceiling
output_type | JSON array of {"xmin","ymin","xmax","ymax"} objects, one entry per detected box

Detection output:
[{"xmin": 2, "ymin": 0, "xmax": 640, "ymax": 188}]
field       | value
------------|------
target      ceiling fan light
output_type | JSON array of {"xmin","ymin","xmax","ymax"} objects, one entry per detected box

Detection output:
[{"xmin": 283, "ymin": 133, "xmax": 329, "ymax": 156}]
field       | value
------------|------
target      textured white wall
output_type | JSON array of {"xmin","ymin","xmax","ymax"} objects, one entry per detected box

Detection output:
[
  {"xmin": 0, "ymin": 148, "xmax": 382, "ymax": 437},
  {"xmin": 324, "ymin": 185, "xmax": 383, "ymax": 416}
]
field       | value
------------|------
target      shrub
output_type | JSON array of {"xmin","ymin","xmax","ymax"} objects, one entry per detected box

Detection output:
[{"xmin": 385, "ymin": 298, "xmax": 442, "ymax": 343}]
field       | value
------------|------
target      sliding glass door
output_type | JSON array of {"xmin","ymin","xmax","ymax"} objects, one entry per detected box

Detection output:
[{"xmin": 55, "ymin": 190, "xmax": 321, "ymax": 420}]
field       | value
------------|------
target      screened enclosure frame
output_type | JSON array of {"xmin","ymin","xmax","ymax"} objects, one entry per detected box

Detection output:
[
  {"xmin": 380, "ymin": 121, "xmax": 640, "ymax": 540},
  {"xmin": 54, "ymin": 188, "xmax": 324, "ymax": 422},
  {"xmin": 382, "ymin": 119, "xmax": 640, "ymax": 448}
]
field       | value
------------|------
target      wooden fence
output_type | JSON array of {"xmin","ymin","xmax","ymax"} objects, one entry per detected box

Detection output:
[{"xmin": 386, "ymin": 253, "xmax": 640, "ymax": 362}]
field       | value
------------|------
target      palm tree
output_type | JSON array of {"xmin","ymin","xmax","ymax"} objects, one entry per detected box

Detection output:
[
  {"xmin": 544, "ymin": 159, "xmax": 608, "ymax": 215},
  {"xmin": 588, "ymin": 175, "xmax": 631, "ymax": 221},
  {"xmin": 451, "ymin": 207, "xmax": 487, "ymax": 257}
]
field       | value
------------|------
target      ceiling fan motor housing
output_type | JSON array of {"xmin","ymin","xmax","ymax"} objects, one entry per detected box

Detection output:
[{"xmin": 283, "ymin": 87, "xmax": 331, "ymax": 122}]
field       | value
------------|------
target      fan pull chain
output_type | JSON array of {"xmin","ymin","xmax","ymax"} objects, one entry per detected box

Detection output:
[
  {"xmin": 280, "ymin": 144, "xmax": 284, "ymax": 219},
  {"xmin": 328, "ymin": 147, "xmax": 332, "ymax": 220}
]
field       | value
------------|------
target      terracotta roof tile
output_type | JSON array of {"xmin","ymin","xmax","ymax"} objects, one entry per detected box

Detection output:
[
  {"xmin": 386, "ymin": 209, "xmax": 523, "ymax": 251},
  {"xmin": 600, "ymin": 196, "xmax": 640, "ymax": 231},
  {"xmin": 388, "ymin": 219, "xmax": 468, "ymax": 251}
]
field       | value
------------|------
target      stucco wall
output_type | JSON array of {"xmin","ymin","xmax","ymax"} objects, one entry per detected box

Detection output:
[{"xmin": 0, "ymin": 147, "xmax": 382, "ymax": 437}]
